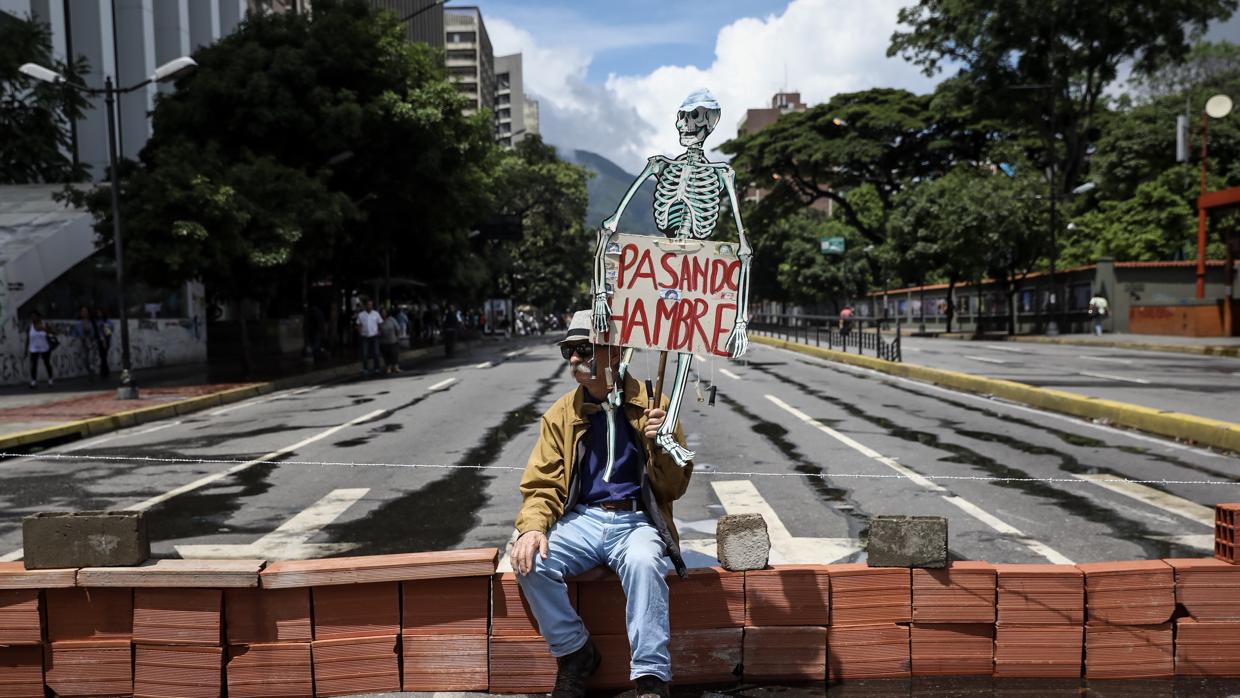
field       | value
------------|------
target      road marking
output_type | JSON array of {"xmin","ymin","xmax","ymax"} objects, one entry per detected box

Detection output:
[
  {"xmin": 1078, "ymin": 371, "xmax": 1150, "ymax": 384},
  {"xmin": 1148, "ymin": 533, "xmax": 1214, "ymax": 551},
  {"xmin": 117, "ymin": 409, "xmax": 385, "ymax": 515},
  {"xmin": 504, "ymin": 350, "xmax": 526, "ymax": 358},
  {"xmin": 965, "ymin": 355, "xmax": 1008, "ymax": 365},
  {"xmin": 474, "ymin": 361, "xmax": 493, "ymax": 369},
  {"xmin": 0, "ymin": 548, "xmax": 23, "ymax": 562},
  {"xmin": 427, "ymin": 377, "xmax": 457, "ymax": 391},
  {"xmin": 765, "ymin": 393, "xmax": 1071, "ymax": 564},
  {"xmin": 719, "ymin": 368, "xmax": 742, "ymax": 380},
  {"xmin": 1083, "ymin": 356, "xmax": 1136, "ymax": 366},
  {"xmin": 209, "ymin": 386, "xmax": 316, "ymax": 416},
  {"xmin": 176, "ymin": 488, "xmax": 368, "ymax": 559},
  {"xmin": 985, "ymin": 345, "xmax": 1027, "ymax": 354},
  {"xmin": 776, "ymin": 345, "xmax": 1221, "ymax": 458},
  {"xmin": 1070, "ymin": 473, "xmax": 1214, "ymax": 527},
  {"xmin": 710, "ymin": 480, "xmax": 862, "ymax": 564}
]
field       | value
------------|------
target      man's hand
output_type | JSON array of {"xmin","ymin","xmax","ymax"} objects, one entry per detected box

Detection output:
[
  {"xmin": 512, "ymin": 530, "xmax": 548, "ymax": 576},
  {"xmin": 643, "ymin": 408, "xmax": 666, "ymax": 439}
]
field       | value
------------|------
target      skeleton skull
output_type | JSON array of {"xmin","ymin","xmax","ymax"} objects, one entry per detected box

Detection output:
[{"xmin": 676, "ymin": 88, "xmax": 721, "ymax": 147}]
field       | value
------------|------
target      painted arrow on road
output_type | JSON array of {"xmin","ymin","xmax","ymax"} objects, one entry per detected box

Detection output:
[{"xmin": 176, "ymin": 488, "xmax": 369, "ymax": 560}]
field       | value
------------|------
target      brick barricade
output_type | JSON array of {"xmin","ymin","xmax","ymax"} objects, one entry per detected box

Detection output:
[{"xmin": 3, "ymin": 520, "xmax": 1240, "ymax": 694}]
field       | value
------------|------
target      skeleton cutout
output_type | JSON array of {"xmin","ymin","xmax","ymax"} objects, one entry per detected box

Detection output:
[{"xmin": 592, "ymin": 88, "xmax": 753, "ymax": 469}]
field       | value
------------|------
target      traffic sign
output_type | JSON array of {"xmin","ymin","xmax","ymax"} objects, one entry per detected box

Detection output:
[{"xmin": 820, "ymin": 236, "xmax": 845, "ymax": 255}]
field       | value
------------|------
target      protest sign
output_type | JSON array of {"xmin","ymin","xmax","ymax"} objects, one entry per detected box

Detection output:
[{"xmin": 599, "ymin": 233, "xmax": 740, "ymax": 357}]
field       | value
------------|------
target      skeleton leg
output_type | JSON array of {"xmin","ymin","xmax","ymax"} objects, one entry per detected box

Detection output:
[{"xmin": 654, "ymin": 351, "xmax": 696, "ymax": 467}]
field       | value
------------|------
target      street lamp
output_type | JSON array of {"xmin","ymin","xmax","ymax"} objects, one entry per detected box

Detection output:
[
  {"xmin": 400, "ymin": 0, "xmax": 447, "ymax": 23},
  {"xmin": 1192, "ymin": 94, "xmax": 1232, "ymax": 298},
  {"xmin": 20, "ymin": 56, "xmax": 197, "ymax": 399}
]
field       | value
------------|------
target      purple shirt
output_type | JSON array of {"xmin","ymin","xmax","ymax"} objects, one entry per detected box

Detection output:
[{"xmin": 579, "ymin": 391, "xmax": 642, "ymax": 504}]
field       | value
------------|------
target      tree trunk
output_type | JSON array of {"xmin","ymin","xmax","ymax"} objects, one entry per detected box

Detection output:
[
  {"xmin": 236, "ymin": 298, "xmax": 253, "ymax": 378},
  {"xmin": 1006, "ymin": 269, "xmax": 1017, "ymax": 336},
  {"xmin": 946, "ymin": 279, "xmax": 956, "ymax": 334}
]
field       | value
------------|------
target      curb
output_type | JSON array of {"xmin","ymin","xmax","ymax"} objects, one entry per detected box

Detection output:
[
  {"xmin": 752, "ymin": 335, "xmax": 1240, "ymax": 454},
  {"xmin": 1003, "ymin": 334, "xmax": 1240, "ymax": 358},
  {"xmin": 0, "ymin": 346, "xmax": 436, "ymax": 454}
]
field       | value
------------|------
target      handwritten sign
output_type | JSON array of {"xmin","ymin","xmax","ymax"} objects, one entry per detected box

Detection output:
[{"xmin": 598, "ymin": 233, "xmax": 740, "ymax": 356}]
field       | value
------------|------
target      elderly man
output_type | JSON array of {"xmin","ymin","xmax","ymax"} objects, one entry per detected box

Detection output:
[{"xmin": 512, "ymin": 310, "xmax": 693, "ymax": 697}]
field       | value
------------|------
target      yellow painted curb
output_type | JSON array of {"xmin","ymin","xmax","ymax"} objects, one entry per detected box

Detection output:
[
  {"xmin": 753, "ymin": 335, "xmax": 1240, "ymax": 454},
  {"xmin": 0, "ymin": 345, "xmax": 440, "ymax": 454},
  {"xmin": 1005, "ymin": 335, "xmax": 1240, "ymax": 358}
]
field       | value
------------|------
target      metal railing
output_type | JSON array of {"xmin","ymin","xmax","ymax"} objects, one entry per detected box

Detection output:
[{"xmin": 750, "ymin": 314, "xmax": 902, "ymax": 363}]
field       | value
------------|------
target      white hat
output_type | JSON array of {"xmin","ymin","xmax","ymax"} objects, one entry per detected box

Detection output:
[{"xmin": 559, "ymin": 309, "xmax": 593, "ymax": 345}]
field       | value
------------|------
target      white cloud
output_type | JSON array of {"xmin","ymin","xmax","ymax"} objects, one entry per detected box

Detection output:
[{"xmin": 490, "ymin": 0, "xmax": 938, "ymax": 172}]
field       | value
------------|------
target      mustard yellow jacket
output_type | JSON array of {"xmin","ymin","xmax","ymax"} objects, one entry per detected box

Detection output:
[{"xmin": 515, "ymin": 372, "xmax": 693, "ymax": 576}]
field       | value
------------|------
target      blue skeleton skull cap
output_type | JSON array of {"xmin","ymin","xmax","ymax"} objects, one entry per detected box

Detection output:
[{"xmin": 679, "ymin": 88, "xmax": 720, "ymax": 113}]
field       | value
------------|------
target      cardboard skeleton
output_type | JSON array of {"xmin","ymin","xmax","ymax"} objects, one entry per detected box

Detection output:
[{"xmin": 592, "ymin": 88, "xmax": 752, "ymax": 469}]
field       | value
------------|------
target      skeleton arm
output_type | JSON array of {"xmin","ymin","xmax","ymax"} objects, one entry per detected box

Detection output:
[
  {"xmin": 592, "ymin": 157, "xmax": 663, "ymax": 333},
  {"xmin": 720, "ymin": 167, "xmax": 751, "ymax": 358}
]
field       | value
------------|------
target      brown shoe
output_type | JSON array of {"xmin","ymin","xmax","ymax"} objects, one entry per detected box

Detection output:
[
  {"xmin": 552, "ymin": 638, "xmax": 601, "ymax": 698},
  {"xmin": 634, "ymin": 675, "xmax": 670, "ymax": 698}
]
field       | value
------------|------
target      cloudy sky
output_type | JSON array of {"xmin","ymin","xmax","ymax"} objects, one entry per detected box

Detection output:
[{"xmin": 473, "ymin": 0, "xmax": 1240, "ymax": 174}]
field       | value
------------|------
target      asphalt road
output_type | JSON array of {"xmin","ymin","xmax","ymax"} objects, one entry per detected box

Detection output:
[
  {"xmin": 896, "ymin": 337, "xmax": 1240, "ymax": 423},
  {"xmin": 1, "ymin": 336, "xmax": 1237, "ymax": 568}
]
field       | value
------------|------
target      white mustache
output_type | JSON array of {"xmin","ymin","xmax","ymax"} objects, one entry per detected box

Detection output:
[{"xmin": 573, "ymin": 362, "xmax": 594, "ymax": 376}]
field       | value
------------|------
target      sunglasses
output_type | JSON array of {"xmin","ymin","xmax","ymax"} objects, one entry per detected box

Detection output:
[{"xmin": 560, "ymin": 343, "xmax": 594, "ymax": 360}]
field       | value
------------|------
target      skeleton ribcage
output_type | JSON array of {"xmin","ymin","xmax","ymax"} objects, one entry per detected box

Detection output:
[{"xmin": 653, "ymin": 161, "xmax": 723, "ymax": 239}]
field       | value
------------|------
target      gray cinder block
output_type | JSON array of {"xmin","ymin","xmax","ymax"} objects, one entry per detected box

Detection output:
[
  {"xmin": 716, "ymin": 513, "xmax": 770, "ymax": 571},
  {"xmin": 22, "ymin": 511, "xmax": 150, "ymax": 570},
  {"xmin": 866, "ymin": 515, "xmax": 948, "ymax": 568}
]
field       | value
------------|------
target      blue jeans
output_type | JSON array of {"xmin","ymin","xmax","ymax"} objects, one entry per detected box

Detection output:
[
  {"xmin": 516, "ymin": 505, "xmax": 671, "ymax": 682},
  {"xmin": 360, "ymin": 335, "xmax": 380, "ymax": 372}
]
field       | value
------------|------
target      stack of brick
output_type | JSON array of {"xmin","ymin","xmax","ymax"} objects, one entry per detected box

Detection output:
[
  {"xmin": 1078, "ymin": 560, "xmax": 1174, "ymax": 679},
  {"xmin": 1169, "ymin": 550, "xmax": 1240, "ymax": 677},
  {"xmin": 992, "ymin": 564, "xmax": 1084, "ymax": 678},
  {"xmin": 575, "ymin": 566, "xmax": 744, "ymax": 689},
  {"xmin": 0, "ymin": 564, "xmax": 72, "ymax": 698},
  {"xmin": 43, "ymin": 586, "xmax": 133, "ymax": 696},
  {"xmin": 910, "ymin": 561, "xmax": 995, "ymax": 676},
  {"xmin": 742, "ymin": 565, "xmax": 829, "ymax": 681},
  {"xmin": 251, "ymin": 548, "xmax": 496, "ymax": 697},
  {"xmin": 489, "ymin": 571, "xmax": 569, "ymax": 692},
  {"xmin": 826, "ymin": 564, "xmax": 911, "ymax": 680},
  {"xmin": 402, "ymin": 575, "xmax": 489, "ymax": 690},
  {"xmin": 78, "ymin": 559, "xmax": 263, "ymax": 698},
  {"xmin": 1215, "ymin": 503, "xmax": 1237, "ymax": 563}
]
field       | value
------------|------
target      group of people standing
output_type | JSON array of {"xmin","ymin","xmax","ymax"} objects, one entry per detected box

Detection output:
[{"xmin": 24, "ymin": 307, "xmax": 112, "ymax": 388}]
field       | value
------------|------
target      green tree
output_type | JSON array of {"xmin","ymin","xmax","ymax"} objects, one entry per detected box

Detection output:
[
  {"xmin": 485, "ymin": 136, "xmax": 592, "ymax": 312},
  {"xmin": 773, "ymin": 209, "xmax": 871, "ymax": 312},
  {"xmin": 0, "ymin": 12, "xmax": 90, "ymax": 183},
  {"xmin": 889, "ymin": 0, "xmax": 1238, "ymax": 196}
]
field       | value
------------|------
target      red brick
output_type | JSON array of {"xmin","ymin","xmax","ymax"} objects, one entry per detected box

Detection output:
[
  {"xmin": 401, "ymin": 576, "xmax": 488, "ymax": 635},
  {"xmin": 226, "ymin": 642, "xmax": 313, "ymax": 698},
  {"xmin": 744, "ymin": 566, "xmax": 830, "ymax": 627},
  {"xmin": 224, "ymin": 587, "xmax": 311, "ymax": 644},
  {"xmin": 828, "ymin": 623, "xmax": 911, "ymax": 680},
  {"xmin": 670, "ymin": 627, "xmax": 742, "ymax": 684},
  {"xmin": 133, "ymin": 588, "xmax": 221, "ymax": 646},
  {"xmin": 45, "ymin": 588, "xmax": 132, "ymax": 641},
  {"xmin": 1085, "ymin": 623, "xmax": 1172, "ymax": 679},
  {"xmin": 311, "ymin": 634, "xmax": 400, "ymax": 696},
  {"xmin": 77, "ymin": 558, "xmax": 263, "ymax": 587},
  {"xmin": 0, "ymin": 589, "xmax": 41, "ymax": 645},
  {"xmin": 1175, "ymin": 618, "xmax": 1240, "ymax": 677},
  {"xmin": 1079, "ymin": 561, "xmax": 1174, "ymax": 626},
  {"xmin": 586, "ymin": 634, "xmax": 632, "ymax": 689},
  {"xmin": 259, "ymin": 548, "xmax": 497, "ymax": 589},
  {"xmin": 402, "ymin": 634, "xmax": 488, "ymax": 690},
  {"xmin": 488, "ymin": 635, "xmax": 557, "ymax": 693},
  {"xmin": 133, "ymin": 643, "xmax": 222, "ymax": 698},
  {"xmin": 993, "ymin": 625, "xmax": 1082, "ymax": 678},
  {"xmin": 743, "ymin": 626, "xmax": 826, "ymax": 681},
  {"xmin": 492, "ymin": 573, "xmax": 576, "ymax": 637},
  {"xmin": 311, "ymin": 582, "xmax": 398, "ymax": 640},
  {"xmin": 668, "ymin": 567, "xmax": 745, "ymax": 631},
  {"xmin": 44, "ymin": 639, "xmax": 133, "ymax": 697},
  {"xmin": 1165, "ymin": 558, "xmax": 1240, "ymax": 621},
  {"xmin": 0, "ymin": 645, "xmax": 43, "ymax": 698},
  {"xmin": 994, "ymin": 564, "xmax": 1083, "ymax": 625},
  {"xmin": 577, "ymin": 576, "xmax": 625, "ymax": 636},
  {"xmin": 910, "ymin": 623, "xmax": 993, "ymax": 677},
  {"xmin": 912, "ymin": 561, "xmax": 996, "ymax": 624},
  {"xmin": 0, "ymin": 562, "xmax": 75, "ymax": 590},
  {"xmin": 828, "ymin": 565, "xmax": 911, "ymax": 626}
]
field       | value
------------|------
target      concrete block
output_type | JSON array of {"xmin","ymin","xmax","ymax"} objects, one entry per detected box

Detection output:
[
  {"xmin": 22, "ymin": 511, "xmax": 149, "ymax": 570},
  {"xmin": 867, "ymin": 515, "xmax": 947, "ymax": 568},
  {"xmin": 716, "ymin": 513, "xmax": 770, "ymax": 572}
]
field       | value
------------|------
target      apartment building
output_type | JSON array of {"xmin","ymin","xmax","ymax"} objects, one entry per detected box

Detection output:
[
  {"xmin": 368, "ymin": 0, "xmax": 442, "ymax": 46},
  {"xmin": 443, "ymin": 6, "xmax": 493, "ymax": 117}
]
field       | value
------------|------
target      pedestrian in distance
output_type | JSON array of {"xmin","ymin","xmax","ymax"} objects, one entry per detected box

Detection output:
[
  {"xmin": 379, "ymin": 307, "xmax": 401, "ymax": 374},
  {"xmin": 839, "ymin": 305, "xmax": 854, "ymax": 339},
  {"xmin": 26, "ymin": 311, "xmax": 57, "ymax": 388},
  {"xmin": 91, "ymin": 307, "xmax": 112, "ymax": 377},
  {"xmin": 355, "ymin": 299, "xmax": 382, "ymax": 376},
  {"xmin": 442, "ymin": 303, "xmax": 461, "ymax": 357},
  {"xmin": 510, "ymin": 309, "xmax": 692, "ymax": 698},
  {"xmin": 1088, "ymin": 292, "xmax": 1109, "ymax": 337}
]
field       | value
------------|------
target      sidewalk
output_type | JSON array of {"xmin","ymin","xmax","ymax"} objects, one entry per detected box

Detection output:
[
  {"xmin": 908, "ymin": 330, "xmax": 1240, "ymax": 357},
  {"xmin": 0, "ymin": 335, "xmax": 492, "ymax": 450}
]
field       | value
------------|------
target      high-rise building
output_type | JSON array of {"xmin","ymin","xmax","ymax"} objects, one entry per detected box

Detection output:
[
  {"xmin": 737, "ymin": 91, "xmax": 806, "ymax": 136},
  {"xmin": 443, "ymin": 6, "xmax": 493, "ymax": 117},
  {"xmin": 1, "ymin": 0, "xmax": 249, "ymax": 179},
  {"xmin": 494, "ymin": 53, "xmax": 525, "ymax": 146},
  {"xmin": 523, "ymin": 96, "xmax": 540, "ymax": 138},
  {"xmin": 368, "ymin": 0, "xmax": 441, "ymax": 46}
]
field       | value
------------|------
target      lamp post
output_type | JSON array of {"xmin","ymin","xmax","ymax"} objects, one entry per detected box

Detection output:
[
  {"xmin": 20, "ymin": 57, "xmax": 197, "ymax": 399},
  {"xmin": 1194, "ymin": 94, "xmax": 1233, "ymax": 299},
  {"xmin": 400, "ymin": 0, "xmax": 447, "ymax": 23}
]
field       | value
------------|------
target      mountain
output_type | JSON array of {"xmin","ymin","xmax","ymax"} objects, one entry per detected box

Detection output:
[{"xmin": 563, "ymin": 149, "xmax": 662, "ymax": 236}]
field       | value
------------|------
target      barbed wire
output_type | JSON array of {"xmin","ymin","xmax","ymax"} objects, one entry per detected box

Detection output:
[{"xmin": 3, "ymin": 451, "xmax": 1237, "ymax": 487}]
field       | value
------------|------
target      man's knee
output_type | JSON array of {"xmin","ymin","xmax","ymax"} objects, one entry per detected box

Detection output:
[{"xmin": 622, "ymin": 544, "xmax": 668, "ymax": 578}]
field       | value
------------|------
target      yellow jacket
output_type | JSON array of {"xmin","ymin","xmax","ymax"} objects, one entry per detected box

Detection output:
[{"xmin": 515, "ymin": 372, "xmax": 693, "ymax": 576}]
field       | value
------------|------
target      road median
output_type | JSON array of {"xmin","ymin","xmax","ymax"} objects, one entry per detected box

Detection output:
[{"xmin": 753, "ymin": 335, "xmax": 1240, "ymax": 454}]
